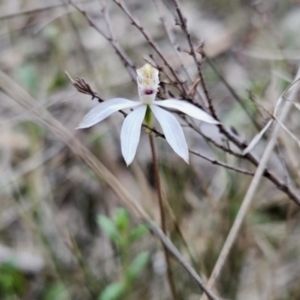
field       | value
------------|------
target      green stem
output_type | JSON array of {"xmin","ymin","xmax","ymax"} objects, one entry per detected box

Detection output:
[
  {"xmin": 148, "ymin": 133, "xmax": 178, "ymax": 300},
  {"xmin": 120, "ymin": 239, "xmax": 132, "ymax": 299}
]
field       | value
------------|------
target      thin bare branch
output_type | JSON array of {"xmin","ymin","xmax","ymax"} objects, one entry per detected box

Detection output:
[
  {"xmin": 112, "ymin": 0, "xmax": 188, "ymax": 94},
  {"xmin": 189, "ymin": 150, "xmax": 254, "ymax": 176},
  {"xmin": 69, "ymin": 0, "xmax": 136, "ymax": 79},
  {"xmin": 0, "ymin": 1, "xmax": 70, "ymax": 20}
]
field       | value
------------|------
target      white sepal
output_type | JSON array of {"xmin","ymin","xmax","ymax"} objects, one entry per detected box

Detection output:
[
  {"xmin": 150, "ymin": 105, "xmax": 189, "ymax": 163},
  {"xmin": 154, "ymin": 99, "xmax": 219, "ymax": 124},
  {"xmin": 120, "ymin": 105, "xmax": 147, "ymax": 165},
  {"xmin": 77, "ymin": 98, "xmax": 140, "ymax": 129}
]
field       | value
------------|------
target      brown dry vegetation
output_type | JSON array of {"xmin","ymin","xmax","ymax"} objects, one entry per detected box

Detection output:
[{"xmin": 1, "ymin": 0, "xmax": 300, "ymax": 299}]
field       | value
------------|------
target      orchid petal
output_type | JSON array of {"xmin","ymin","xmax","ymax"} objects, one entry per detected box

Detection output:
[
  {"xmin": 154, "ymin": 99, "xmax": 219, "ymax": 124},
  {"xmin": 121, "ymin": 105, "xmax": 147, "ymax": 165},
  {"xmin": 77, "ymin": 98, "xmax": 141, "ymax": 129},
  {"xmin": 150, "ymin": 105, "xmax": 189, "ymax": 163}
]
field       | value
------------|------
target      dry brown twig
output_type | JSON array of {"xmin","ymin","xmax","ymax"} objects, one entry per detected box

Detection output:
[
  {"xmin": 65, "ymin": 72, "xmax": 103, "ymax": 101},
  {"xmin": 169, "ymin": 0, "xmax": 209, "ymax": 109},
  {"xmin": 168, "ymin": 0, "xmax": 261, "ymax": 128},
  {"xmin": 0, "ymin": 2, "xmax": 70, "ymax": 20},
  {"xmin": 189, "ymin": 150, "xmax": 254, "ymax": 176},
  {"xmin": 68, "ymin": 0, "xmax": 136, "ymax": 79},
  {"xmin": 112, "ymin": 0, "xmax": 189, "ymax": 95},
  {"xmin": 152, "ymin": 0, "xmax": 194, "ymax": 83}
]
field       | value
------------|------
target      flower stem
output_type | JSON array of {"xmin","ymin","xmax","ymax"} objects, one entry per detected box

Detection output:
[{"xmin": 149, "ymin": 133, "xmax": 178, "ymax": 300}]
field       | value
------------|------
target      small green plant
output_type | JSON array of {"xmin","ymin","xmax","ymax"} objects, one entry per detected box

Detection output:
[
  {"xmin": 97, "ymin": 208, "xmax": 149, "ymax": 300},
  {"xmin": 0, "ymin": 262, "xmax": 26, "ymax": 298},
  {"xmin": 43, "ymin": 283, "xmax": 69, "ymax": 300}
]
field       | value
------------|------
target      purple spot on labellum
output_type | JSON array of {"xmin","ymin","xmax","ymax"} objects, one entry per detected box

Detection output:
[{"xmin": 145, "ymin": 89, "xmax": 154, "ymax": 95}]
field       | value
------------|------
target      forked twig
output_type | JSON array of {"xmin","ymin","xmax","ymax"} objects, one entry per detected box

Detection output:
[
  {"xmin": 112, "ymin": 0, "xmax": 188, "ymax": 94},
  {"xmin": 69, "ymin": 0, "xmax": 136, "ymax": 79}
]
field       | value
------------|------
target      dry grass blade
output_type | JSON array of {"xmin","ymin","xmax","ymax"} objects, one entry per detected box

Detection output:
[
  {"xmin": 242, "ymin": 120, "xmax": 273, "ymax": 155},
  {"xmin": 243, "ymin": 78, "xmax": 300, "ymax": 155}
]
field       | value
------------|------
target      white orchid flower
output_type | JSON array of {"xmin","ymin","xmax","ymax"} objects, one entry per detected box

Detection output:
[{"xmin": 77, "ymin": 63, "xmax": 218, "ymax": 165}]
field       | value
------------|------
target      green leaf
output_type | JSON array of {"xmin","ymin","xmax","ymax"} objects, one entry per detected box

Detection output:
[
  {"xmin": 99, "ymin": 282, "xmax": 126, "ymax": 300},
  {"xmin": 126, "ymin": 252, "xmax": 150, "ymax": 281},
  {"xmin": 15, "ymin": 64, "xmax": 39, "ymax": 94},
  {"xmin": 49, "ymin": 72, "xmax": 69, "ymax": 92},
  {"xmin": 114, "ymin": 208, "xmax": 129, "ymax": 232},
  {"xmin": 97, "ymin": 215, "xmax": 119, "ymax": 243},
  {"xmin": 128, "ymin": 225, "xmax": 149, "ymax": 242},
  {"xmin": 0, "ymin": 263, "xmax": 26, "ymax": 295},
  {"xmin": 44, "ymin": 283, "xmax": 69, "ymax": 300}
]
